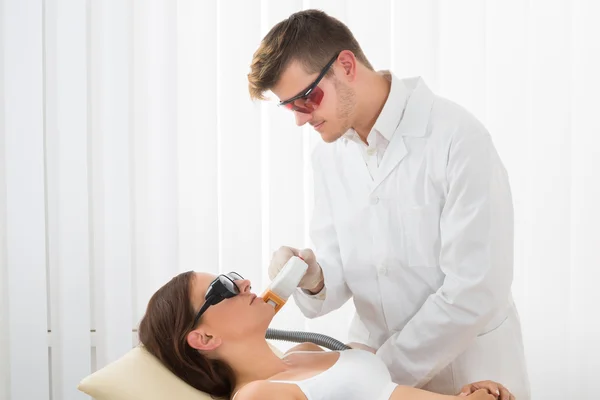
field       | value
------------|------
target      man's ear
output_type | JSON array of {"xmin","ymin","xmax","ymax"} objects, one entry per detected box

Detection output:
[
  {"xmin": 336, "ymin": 50, "xmax": 357, "ymax": 82},
  {"xmin": 187, "ymin": 328, "xmax": 222, "ymax": 352}
]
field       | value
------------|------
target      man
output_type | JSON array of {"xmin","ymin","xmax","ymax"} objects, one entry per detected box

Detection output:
[{"xmin": 249, "ymin": 9, "xmax": 530, "ymax": 399}]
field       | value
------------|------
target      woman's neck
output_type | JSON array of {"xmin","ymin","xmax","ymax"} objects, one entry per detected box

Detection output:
[{"xmin": 221, "ymin": 338, "xmax": 291, "ymax": 394}]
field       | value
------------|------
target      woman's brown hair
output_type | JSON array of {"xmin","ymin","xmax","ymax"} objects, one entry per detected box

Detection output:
[{"xmin": 138, "ymin": 271, "xmax": 235, "ymax": 399}]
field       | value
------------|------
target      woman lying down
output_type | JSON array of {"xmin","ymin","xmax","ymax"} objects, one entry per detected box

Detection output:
[{"xmin": 138, "ymin": 271, "xmax": 515, "ymax": 400}]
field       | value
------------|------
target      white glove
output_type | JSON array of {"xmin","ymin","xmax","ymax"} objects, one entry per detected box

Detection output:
[{"xmin": 268, "ymin": 246, "xmax": 323, "ymax": 291}]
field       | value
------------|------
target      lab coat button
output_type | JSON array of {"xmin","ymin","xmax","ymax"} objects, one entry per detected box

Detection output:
[
  {"xmin": 378, "ymin": 266, "xmax": 387, "ymax": 275},
  {"xmin": 367, "ymin": 147, "xmax": 377, "ymax": 156},
  {"xmin": 370, "ymin": 196, "xmax": 379, "ymax": 205}
]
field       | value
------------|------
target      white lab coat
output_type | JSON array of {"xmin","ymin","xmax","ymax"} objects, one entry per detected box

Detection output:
[{"xmin": 293, "ymin": 76, "xmax": 531, "ymax": 399}]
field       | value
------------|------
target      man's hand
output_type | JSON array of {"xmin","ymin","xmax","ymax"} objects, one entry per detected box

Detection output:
[
  {"xmin": 268, "ymin": 246, "xmax": 323, "ymax": 292},
  {"xmin": 346, "ymin": 342, "xmax": 376, "ymax": 354},
  {"xmin": 458, "ymin": 381, "xmax": 515, "ymax": 400},
  {"xmin": 463, "ymin": 389, "xmax": 499, "ymax": 400}
]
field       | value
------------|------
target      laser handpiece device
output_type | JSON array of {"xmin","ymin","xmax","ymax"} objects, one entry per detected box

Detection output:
[
  {"xmin": 261, "ymin": 256, "xmax": 351, "ymax": 350},
  {"xmin": 261, "ymin": 256, "xmax": 308, "ymax": 313}
]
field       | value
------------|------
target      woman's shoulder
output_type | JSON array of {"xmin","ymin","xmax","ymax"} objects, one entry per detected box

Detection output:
[
  {"xmin": 234, "ymin": 380, "xmax": 298, "ymax": 400},
  {"xmin": 283, "ymin": 342, "xmax": 324, "ymax": 356}
]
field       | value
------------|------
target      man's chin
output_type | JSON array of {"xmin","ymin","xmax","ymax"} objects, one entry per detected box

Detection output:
[{"xmin": 319, "ymin": 130, "xmax": 343, "ymax": 143}]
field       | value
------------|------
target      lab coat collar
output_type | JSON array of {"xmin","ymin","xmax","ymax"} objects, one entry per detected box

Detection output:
[
  {"xmin": 395, "ymin": 76, "xmax": 435, "ymax": 138},
  {"xmin": 372, "ymin": 72, "xmax": 411, "ymax": 142},
  {"xmin": 372, "ymin": 76, "xmax": 435, "ymax": 188}
]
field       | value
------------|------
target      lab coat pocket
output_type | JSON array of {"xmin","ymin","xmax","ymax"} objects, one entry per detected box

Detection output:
[{"xmin": 400, "ymin": 202, "xmax": 441, "ymax": 268}]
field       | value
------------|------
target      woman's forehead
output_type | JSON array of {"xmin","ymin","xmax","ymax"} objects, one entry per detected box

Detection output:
[{"xmin": 191, "ymin": 272, "xmax": 217, "ymax": 301}]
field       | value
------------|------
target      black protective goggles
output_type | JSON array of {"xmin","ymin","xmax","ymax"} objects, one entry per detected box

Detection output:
[{"xmin": 191, "ymin": 272, "xmax": 243, "ymax": 327}]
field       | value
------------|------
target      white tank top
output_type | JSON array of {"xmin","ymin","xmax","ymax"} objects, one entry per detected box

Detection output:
[{"xmin": 233, "ymin": 349, "xmax": 398, "ymax": 400}]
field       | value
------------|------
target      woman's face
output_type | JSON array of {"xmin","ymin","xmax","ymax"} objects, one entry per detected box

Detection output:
[{"xmin": 189, "ymin": 272, "xmax": 275, "ymax": 344}]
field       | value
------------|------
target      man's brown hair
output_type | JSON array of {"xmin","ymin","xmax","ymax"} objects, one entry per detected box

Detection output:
[{"xmin": 248, "ymin": 9, "xmax": 373, "ymax": 100}]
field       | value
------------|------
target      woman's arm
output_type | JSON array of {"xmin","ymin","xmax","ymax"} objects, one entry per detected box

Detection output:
[{"xmin": 390, "ymin": 386, "xmax": 497, "ymax": 400}]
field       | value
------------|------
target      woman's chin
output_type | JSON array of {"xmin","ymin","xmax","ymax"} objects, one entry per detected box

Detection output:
[
  {"xmin": 262, "ymin": 302, "xmax": 277, "ymax": 323},
  {"xmin": 255, "ymin": 297, "xmax": 277, "ymax": 312},
  {"xmin": 245, "ymin": 299, "xmax": 277, "ymax": 331}
]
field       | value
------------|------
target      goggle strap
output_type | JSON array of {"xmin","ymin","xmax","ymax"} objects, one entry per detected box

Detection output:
[{"xmin": 192, "ymin": 294, "xmax": 216, "ymax": 327}]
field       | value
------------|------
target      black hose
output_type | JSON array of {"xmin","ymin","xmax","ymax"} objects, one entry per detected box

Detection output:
[{"xmin": 266, "ymin": 328, "xmax": 351, "ymax": 351}]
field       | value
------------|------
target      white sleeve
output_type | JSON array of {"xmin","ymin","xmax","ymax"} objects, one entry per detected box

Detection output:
[
  {"xmin": 293, "ymin": 148, "xmax": 352, "ymax": 318},
  {"xmin": 377, "ymin": 128, "xmax": 514, "ymax": 386}
]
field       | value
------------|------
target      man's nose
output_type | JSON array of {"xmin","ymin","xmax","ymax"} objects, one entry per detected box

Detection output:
[{"xmin": 294, "ymin": 111, "xmax": 313, "ymax": 126}]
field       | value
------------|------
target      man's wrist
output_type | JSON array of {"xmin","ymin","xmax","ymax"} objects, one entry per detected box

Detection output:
[
  {"xmin": 307, "ymin": 279, "xmax": 324, "ymax": 294},
  {"xmin": 305, "ymin": 267, "xmax": 324, "ymax": 294}
]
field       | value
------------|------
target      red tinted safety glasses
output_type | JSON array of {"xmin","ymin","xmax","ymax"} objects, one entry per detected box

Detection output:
[{"xmin": 278, "ymin": 53, "xmax": 339, "ymax": 114}]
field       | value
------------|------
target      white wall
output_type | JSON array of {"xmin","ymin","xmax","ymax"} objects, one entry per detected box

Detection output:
[{"xmin": 1, "ymin": 0, "xmax": 600, "ymax": 399}]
